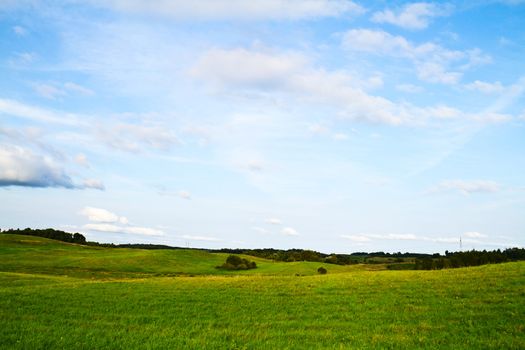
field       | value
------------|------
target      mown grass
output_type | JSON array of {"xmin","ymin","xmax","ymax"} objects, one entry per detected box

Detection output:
[{"xmin": 1, "ymin": 234, "xmax": 524, "ymax": 349}]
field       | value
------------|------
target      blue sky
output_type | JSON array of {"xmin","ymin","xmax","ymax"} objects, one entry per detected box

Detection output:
[{"xmin": 1, "ymin": 0, "xmax": 524, "ymax": 253}]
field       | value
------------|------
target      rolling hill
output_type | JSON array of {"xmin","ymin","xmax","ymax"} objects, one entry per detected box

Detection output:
[{"xmin": 1, "ymin": 233, "xmax": 523, "ymax": 349}]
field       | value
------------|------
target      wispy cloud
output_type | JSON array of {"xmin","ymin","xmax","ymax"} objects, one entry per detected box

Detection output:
[
  {"xmin": 0, "ymin": 98, "xmax": 86, "ymax": 126},
  {"xmin": 12, "ymin": 25, "xmax": 28, "ymax": 36},
  {"xmin": 342, "ymin": 29, "xmax": 489, "ymax": 84},
  {"xmin": 267, "ymin": 218, "xmax": 282, "ymax": 225},
  {"xmin": 372, "ymin": 2, "xmax": 452, "ymax": 30},
  {"xmin": 428, "ymin": 180, "xmax": 501, "ymax": 195},
  {"xmin": 191, "ymin": 48, "xmax": 418, "ymax": 125},
  {"xmin": 463, "ymin": 231, "xmax": 487, "ymax": 238},
  {"xmin": 32, "ymin": 83, "xmax": 67, "ymax": 100},
  {"xmin": 96, "ymin": 123, "xmax": 180, "ymax": 153},
  {"xmin": 252, "ymin": 226, "xmax": 270, "ymax": 234},
  {"xmin": 82, "ymin": 179, "xmax": 105, "ymax": 190},
  {"xmin": 84, "ymin": 223, "xmax": 164, "ymax": 236},
  {"xmin": 340, "ymin": 233, "xmax": 490, "ymax": 245},
  {"xmin": 91, "ymin": 0, "xmax": 365, "ymax": 20},
  {"xmin": 180, "ymin": 234, "xmax": 221, "ymax": 242},
  {"xmin": 340, "ymin": 234, "xmax": 371, "ymax": 242},
  {"xmin": 192, "ymin": 47, "xmax": 504, "ymax": 126},
  {"xmin": 464, "ymin": 80, "xmax": 505, "ymax": 94},
  {"xmin": 281, "ymin": 227, "xmax": 299, "ymax": 236},
  {"xmin": 31, "ymin": 82, "xmax": 95, "ymax": 100}
]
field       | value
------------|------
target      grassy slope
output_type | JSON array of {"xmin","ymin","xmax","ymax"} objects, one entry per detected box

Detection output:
[
  {"xmin": 0, "ymin": 234, "xmax": 370, "ymax": 278},
  {"xmin": 1, "ymin": 234, "xmax": 524, "ymax": 349}
]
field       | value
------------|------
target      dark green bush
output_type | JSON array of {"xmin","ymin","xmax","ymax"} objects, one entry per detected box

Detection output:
[
  {"xmin": 317, "ymin": 267, "xmax": 327, "ymax": 274},
  {"xmin": 218, "ymin": 255, "xmax": 257, "ymax": 270}
]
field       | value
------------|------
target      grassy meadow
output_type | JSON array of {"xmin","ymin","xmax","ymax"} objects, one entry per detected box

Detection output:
[{"xmin": 1, "ymin": 234, "xmax": 524, "ymax": 349}]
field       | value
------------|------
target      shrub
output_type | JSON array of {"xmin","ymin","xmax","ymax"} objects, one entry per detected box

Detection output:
[
  {"xmin": 218, "ymin": 255, "xmax": 257, "ymax": 270},
  {"xmin": 226, "ymin": 255, "xmax": 243, "ymax": 266},
  {"xmin": 317, "ymin": 267, "xmax": 327, "ymax": 274}
]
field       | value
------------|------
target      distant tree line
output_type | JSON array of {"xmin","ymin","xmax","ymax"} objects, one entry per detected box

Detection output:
[
  {"xmin": 1, "ymin": 228, "xmax": 87, "ymax": 244},
  {"xmin": 211, "ymin": 249, "xmax": 437, "ymax": 265},
  {"xmin": 415, "ymin": 248, "xmax": 525, "ymax": 270},
  {"xmin": 3, "ymin": 228, "xmax": 524, "ymax": 270},
  {"xmin": 213, "ymin": 248, "xmax": 366, "ymax": 265}
]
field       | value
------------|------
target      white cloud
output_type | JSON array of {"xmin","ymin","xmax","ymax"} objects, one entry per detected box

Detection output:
[
  {"xmin": 428, "ymin": 180, "xmax": 501, "ymax": 195},
  {"xmin": 156, "ymin": 187, "xmax": 194, "ymax": 199},
  {"xmin": 31, "ymin": 82, "xmax": 94, "ymax": 100},
  {"xmin": 82, "ymin": 179, "xmax": 105, "ymax": 191},
  {"xmin": 342, "ymin": 29, "xmax": 413, "ymax": 55},
  {"xmin": 252, "ymin": 226, "xmax": 269, "ymax": 234},
  {"xmin": 178, "ymin": 190, "xmax": 191, "ymax": 200},
  {"xmin": 396, "ymin": 83, "xmax": 423, "ymax": 93},
  {"xmin": 0, "ymin": 145, "xmax": 75, "ymax": 189},
  {"xmin": 309, "ymin": 123, "xmax": 330, "ymax": 135},
  {"xmin": 11, "ymin": 52, "xmax": 36, "ymax": 64},
  {"xmin": 340, "ymin": 234, "xmax": 371, "ymax": 242},
  {"xmin": 84, "ymin": 223, "xmax": 164, "ymax": 236},
  {"xmin": 0, "ymin": 98, "xmax": 85, "ymax": 126},
  {"xmin": 364, "ymin": 233, "xmax": 419, "ymax": 240},
  {"xmin": 372, "ymin": 2, "xmax": 452, "ymax": 30},
  {"xmin": 433, "ymin": 237, "xmax": 459, "ymax": 243},
  {"xmin": 341, "ymin": 233, "xmax": 465, "ymax": 244},
  {"xmin": 13, "ymin": 25, "xmax": 27, "ymax": 36},
  {"xmin": 180, "ymin": 234, "xmax": 221, "ymax": 242},
  {"xmin": 191, "ymin": 48, "xmax": 419, "ymax": 125},
  {"xmin": 281, "ymin": 227, "xmax": 299, "ymax": 236},
  {"xmin": 463, "ymin": 48, "xmax": 492, "ymax": 69},
  {"xmin": 246, "ymin": 159, "xmax": 264, "ymax": 172},
  {"xmin": 385, "ymin": 233, "xmax": 418, "ymax": 240},
  {"xmin": 465, "ymin": 80, "xmax": 505, "ymax": 94},
  {"xmin": 63, "ymin": 82, "xmax": 95, "ymax": 96},
  {"xmin": 342, "ymin": 29, "xmax": 488, "ymax": 85},
  {"xmin": 267, "ymin": 218, "xmax": 282, "ymax": 225},
  {"xmin": 192, "ymin": 47, "xmax": 510, "ymax": 126},
  {"xmin": 191, "ymin": 48, "xmax": 308, "ymax": 89},
  {"xmin": 499, "ymin": 36, "xmax": 514, "ymax": 46},
  {"xmin": 81, "ymin": 207, "xmax": 162, "ymax": 236},
  {"xmin": 333, "ymin": 133, "xmax": 349, "ymax": 140},
  {"xmin": 75, "ymin": 154, "xmax": 90, "ymax": 168},
  {"xmin": 123, "ymin": 226, "xmax": 163, "ymax": 236},
  {"xmin": 96, "ymin": 123, "xmax": 179, "ymax": 153},
  {"xmin": 92, "ymin": 0, "xmax": 365, "ymax": 20},
  {"xmin": 416, "ymin": 62, "xmax": 461, "ymax": 84},
  {"xmin": 463, "ymin": 231, "xmax": 488, "ymax": 239},
  {"xmin": 32, "ymin": 83, "xmax": 66, "ymax": 100},
  {"xmin": 425, "ymin": 105, "xmax": 462, "ymax": 119},
  {"xmin": 442, "ymin": 180, "xmax": 501, "ymax": 195},
  {"xmin": 80, "ymin": 206, "xmax": 126, "ymax": 223}
]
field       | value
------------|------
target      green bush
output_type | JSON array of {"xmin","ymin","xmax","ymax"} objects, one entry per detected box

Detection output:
[
  {"xmin": 218, "ymin": 255, "xmax": 257, "ymax": 270},
  {"xmin": 317, "ymin": 267, "xmax": 327, "ymax": 274}
]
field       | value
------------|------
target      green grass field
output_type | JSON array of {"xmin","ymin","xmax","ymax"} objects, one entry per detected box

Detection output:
[{"xmin": 1, "ymin": 234, "xmax": 524, "ymax": 349}]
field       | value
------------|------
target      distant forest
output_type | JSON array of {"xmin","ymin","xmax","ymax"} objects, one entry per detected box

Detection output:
[{"xmin": 2, "ymin": 227, "xmax": 524, "ymax": 270}]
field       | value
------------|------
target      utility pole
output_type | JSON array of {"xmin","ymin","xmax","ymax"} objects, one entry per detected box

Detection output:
[{"xmin": 460, "ymin": 236, "xmax": 462, "ymax": 251}]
